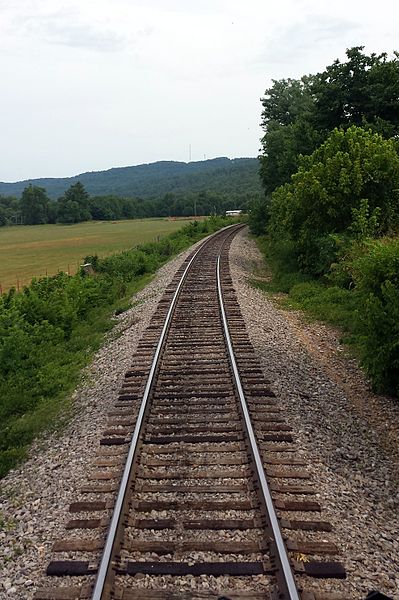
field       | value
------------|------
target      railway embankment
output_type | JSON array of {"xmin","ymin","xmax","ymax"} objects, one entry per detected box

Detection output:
[{"xmin": 0, "ymin": 227, "xmax": 398, "ymax": 599}]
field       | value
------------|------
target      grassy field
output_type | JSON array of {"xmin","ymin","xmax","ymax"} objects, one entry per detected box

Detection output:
[{"xmin": 0, "ymin": 219, "xmax": 186, "ymax": 291}]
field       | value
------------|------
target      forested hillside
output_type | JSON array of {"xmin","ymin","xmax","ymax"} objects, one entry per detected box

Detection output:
[
  {"xmin": 0, "ymin": 157, "xmax": 260, "ymax": 226},
  {"xmin": 251, "ymin": 47, "xmax": 399, "ymax": 397},
  {"xmin": 0, "ymin": 157, "xmax": 260, "ymax": 199}
]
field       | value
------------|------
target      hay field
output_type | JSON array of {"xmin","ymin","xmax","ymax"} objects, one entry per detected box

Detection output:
[{"xmin": 0, "ymin": 219, "xmax": 185, "ymax": 291}]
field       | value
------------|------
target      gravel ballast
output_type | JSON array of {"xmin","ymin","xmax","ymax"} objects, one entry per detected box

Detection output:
[
  {"xmin": 229, "ymin": 228, "xmax": 399, "ymax": 600},
  {"xmin": 1, "ymin": 228, "xmax": 398, "ymax": 599},
  {"xmin": 0, "ymin": 240, "xmax": 205, "ymax": 599}
]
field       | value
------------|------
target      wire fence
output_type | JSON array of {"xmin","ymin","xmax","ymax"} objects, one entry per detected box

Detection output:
[{"xmin": 0, "ymin": 261, "xmax": 85, "ymax": 295}]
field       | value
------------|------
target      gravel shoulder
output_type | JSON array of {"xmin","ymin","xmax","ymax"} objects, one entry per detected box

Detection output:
[
  {"xmin": 1, "ymin": 229, "xmax": 398, "ymax": 599},
  {"xmin": 229, "ymin": 228, "xmax": 399, "ymax": 599}
]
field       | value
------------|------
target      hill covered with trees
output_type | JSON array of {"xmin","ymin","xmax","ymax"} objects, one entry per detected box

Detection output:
[
  {"xmin": 0, "ymin": 157, "xmax": 261, "ymax": 226},
  {"xmin": 0, "ymin": 157, "xmax": 260, "ymax": 199}
]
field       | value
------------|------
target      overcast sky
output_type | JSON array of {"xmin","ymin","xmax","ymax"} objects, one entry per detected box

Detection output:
[{"xmin": 1, "ymin": 0, "xmax": 398, "ymax": 182}]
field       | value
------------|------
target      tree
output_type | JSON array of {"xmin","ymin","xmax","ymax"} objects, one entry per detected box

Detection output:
[
  {"xmin": 268, "ymin": 126, "xmax": 399, "ymax": 273},
  {"xmin": 312, "ymin": 47, "xmax": 399, "ymax": 137},
  {"xmin": 47, "ymin": 201, "xmax": 59, "ymax": 224},
  {"xmin": 57, "ymin": 200, "xmax": 81, "ymax": 224},
  {"xmin": 258, "ymin": 48, "xmax": 399, "ymax": 197},
  {"xmin": 259, "ymin": 118, "xmax": 322, "ymax": 195},
  {"xmin": 259, "ymin": 77, "xmax": 319, "ymax": 194},
  {"xmin": 20, "ymin": 185, "xmax": 49, "ymax": 225},
  {"xmin": 0, "ymin": 206, "xmax": 8, "ymax": 226},
  {"xmin": 260, "ymin": 76, "xmax": 315, "ymax": 127},
  {"xmin": 0, "ymin": 195, "xmax": 20, "ymax": 225},
  {"xmin": 57, "ymin": 182, "xmax": 91, "ymax": 223},
  {"xmin": 248, "ymin": 196, "xmax": 270, "ymax": 235}
]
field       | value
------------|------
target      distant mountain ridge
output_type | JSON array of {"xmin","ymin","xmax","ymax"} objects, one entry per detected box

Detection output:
[{"xmin": 0, "ymin": 157, "xmax": 260, "ymax": 199}]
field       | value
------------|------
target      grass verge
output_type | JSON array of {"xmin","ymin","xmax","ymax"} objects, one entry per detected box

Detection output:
[
  {"xmin": 0, "ymin": 217, "xmax": 232, "ymax": 478},
  {"xmin": 253, "ymin": 235, "xmax": 399, "ymax": 397},
  {"xmin": 252, "ymin": 235, "xmax": 359, "ymax": 341}
]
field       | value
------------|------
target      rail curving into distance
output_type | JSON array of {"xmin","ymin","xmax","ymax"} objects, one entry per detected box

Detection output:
[
  {"xmin": 37, "ymin": 224, "xmax": 347, "ymax": 600},
  {"xmin": 91, "ymin": 224, "xmax": 299, "ymax": 600},
  {"xmin": 216, "ymin": 253, "xmax": 300, "ymax": 600}
]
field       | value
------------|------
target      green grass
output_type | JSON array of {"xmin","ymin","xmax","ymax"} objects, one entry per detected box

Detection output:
[
  {"xmin": 253, "ymin": 236, "xmax": 358, "ymax": 337},
  {"xmin": 0, "ymin": 218, "xmax": 185, "ymax": 291}
]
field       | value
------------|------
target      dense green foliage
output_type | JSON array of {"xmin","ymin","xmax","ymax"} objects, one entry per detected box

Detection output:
[
  {"xmin": 343, "ymin": 239, "xmax": 399, "ymax": 394},
  {"xmin": 253, "ymin": 46, "xmax": 399, "ymax": 397},
  {"xmin": 259, "ymin": 48, "xmax": 399, "ymax": 196},
  {"xmin": 269, "ymin": 126, "xmax": 399, "ymax": 274},
  {"xmin": 311, "ymin": 48, "xmax": 399, "ymax": 136},
  {"xmin": 20, "ymin": 185, "xmax": 50, "ymax": 225},
  {"xmin": 0, "ymin": 217, "xmax": 232, "ymax": 477},
  {"xmin": 0, "ymin": 197, "xmax": 20, "ymax": 225},
  {"xmin": 257, "ymin": 236, "xmax": 399, "ymax": 397},
  {"xmin": 259, "ymin": 76, "xmax": 321, "ymax": 195},
  {"xmin": 57, "ymin": 182, "xmax": 91, "ymax": 224},
  {"xmin": 359, "ymin": 280, "xmax": 399, "ymax": 394}
]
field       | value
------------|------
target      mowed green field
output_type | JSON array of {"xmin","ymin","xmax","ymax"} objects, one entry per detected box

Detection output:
[{"xmin": 0, "ymin": 219, "xmax": 186, "ymax": 291}]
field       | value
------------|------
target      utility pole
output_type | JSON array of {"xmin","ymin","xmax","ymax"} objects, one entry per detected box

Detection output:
[{"xmin": 189, "ymin": 144, "xmax": 192, "ymax": 162}]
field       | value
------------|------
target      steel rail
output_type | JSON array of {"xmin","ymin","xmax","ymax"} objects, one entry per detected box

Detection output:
[
  {"xmin": 216, "ymin": 253, "xmax": 300, "ymax": 600},
  {"xmin": 91, "ymin": 226, "xmax": 238, "ymax": 600}
]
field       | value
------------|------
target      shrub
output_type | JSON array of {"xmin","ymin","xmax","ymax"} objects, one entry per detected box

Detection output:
[
  {"xmin": 269, "ymin": 126, "xmax": 399, "ymax": 274},
  {"xmin": 357, "ymin": 281, "xmax": 399, "ymax": 395},
  {"xmin": 351, "ymin": 239, "xmax": 399, "ymax": 394},
  {"xmin": 351, "ymin": 238, "xmax": 399, "ymax": 297}
]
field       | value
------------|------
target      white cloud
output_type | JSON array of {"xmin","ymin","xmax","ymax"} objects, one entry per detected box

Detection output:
[
  {"xmin": 259, "ymin": 15, "xmax": 359, "ymax": 72},
  {"xmin": 0, "ymin": 0, "xmax": 398, "ymax": 180},
  {"xmin": 21, "ymin": 13, "xmax": 126, "ymax": 52}
]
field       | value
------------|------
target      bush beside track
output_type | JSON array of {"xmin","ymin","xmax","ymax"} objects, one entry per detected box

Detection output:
[
  {"xmin": 252, "ymin": 125, "xmax": 399, "ymax": 398},
  {"xmin": 254, "ymin": 235, "xmax": 399, "ymax": 398},
  {"xmin": 0, "ymin": 217, "xmax": 233, "ymax": 478}
]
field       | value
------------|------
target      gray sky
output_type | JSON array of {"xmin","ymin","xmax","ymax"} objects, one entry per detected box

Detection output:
[{"xmin": 1, "ymin": 0, "xmax": 398, "ymax": 182}]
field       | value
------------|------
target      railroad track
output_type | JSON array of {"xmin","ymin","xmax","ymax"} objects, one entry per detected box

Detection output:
[{"xmin": 36, "ymin": 225, "xmax": 347, "ymax": 600}]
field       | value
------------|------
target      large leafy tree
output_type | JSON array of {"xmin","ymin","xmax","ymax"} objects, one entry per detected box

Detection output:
[
  {"xmin": 269, "ymin": 126, "xmax": 399, "ymax": 273},
  {"xmin": 258, "ymin": 47, "xmax": 399, "ymax": 199},
  {"xmin": 312, "ymin": 47, "xmax": 399, "ymax": 137},
  {"xmin": 20, "ymin": 185, "xmax": 49, "ymax": 225},
  {"xmin": 57, "ymin": 182, "xmax": 91, "ymax": 223},
  {"xmin": 0, "ymin": 195, "xmax": 20, "ymax": 225},
  {"xmin": 57, "ymin": 199, "xmax": 81, "ymax": 224},
  {"xmin": 259, "ymin": 76, "xmax": 319, "ymax": 195}
]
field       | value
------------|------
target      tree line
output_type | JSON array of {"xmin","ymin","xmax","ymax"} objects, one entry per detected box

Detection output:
[
  {"xmin": 250, "ymin": 46, "xmax": 399, "ymax": 396},
  {"xmin": 0, "ymin": 182, "xmax": 258, "ymax": 227}
]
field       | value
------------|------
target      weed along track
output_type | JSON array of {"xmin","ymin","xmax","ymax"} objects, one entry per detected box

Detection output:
[{"xmin": 35, "ymin": 225, "xmax": 347, "ymax": 600}]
